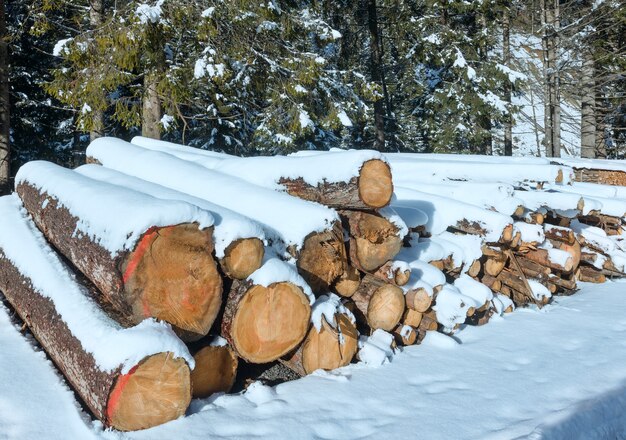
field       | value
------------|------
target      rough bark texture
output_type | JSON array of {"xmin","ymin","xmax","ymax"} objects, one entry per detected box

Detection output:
[
  {"xmin": 580, "ymin": 48, "xmax": 596, "ymax": 158},
  {"xmin": 367, "ymin": 0, "xmax": 386, "ymax": 151},
  {"xmin": 0, "ymin": 0, "xmax": 9, "ymax": 194},
  {"xmin": 350, "ymin": 274, "xmax": 405, "ymax": 331},
  {"xmin": 522, "ymin": 247, "xmax": 573, "ymax": 273},
  {"xmin": 0, "ymin": 250, "xmax": 191, "ymax": 431},
  {"xmin": 296, "ymin": 222, "xmax": 347, "ymax": 293},
  {"xmin": 503, "ymin": 6, "xmax": 513, "ymax": 157},
  {"xmin": 278, "ymin": 159, "xmax": 393, "ymax": 209},
  {"xmin": 541, "ymin": 0, "xmax": 561, "ymax": 157},
  {"xmin": 221, "ymin": 280, "xmax": 311, "ymax": 364},
  {"xmin": 341, "ymin": 210, "xmax": 403, "ymax": 272},
  {"xmin": 142, "ymin": 74, "xmax": 161, "ymax": 139},
  {"xmin": 17, "ymin": 182, "xmax": 223, "ymax": 341}
]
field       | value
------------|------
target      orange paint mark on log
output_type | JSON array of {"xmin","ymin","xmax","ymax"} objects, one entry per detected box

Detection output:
[
  {"xmin": 123, "ymin": 227, "xmax": 159, "ymax": 284},
  {"xmin": 106, "ymin": 364, "xmax": 139, "ymax": 423}
]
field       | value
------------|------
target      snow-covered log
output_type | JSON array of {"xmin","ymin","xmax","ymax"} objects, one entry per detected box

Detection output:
[
  {"xmin": 220, "ymin": 259, "xmax": 313, "ymax": 364},
  {"xmin": 512, "ymin": 190, "xmax": 589, "ymax": 218},
  {"xmin": 393, "ymin": 187, "xmax": 514, "ymax": 243},
  {"xmin": 77, "ymin": 165, "xmax": 265, "ymax": 280},
  {"xmin": 190, "ymin": 339, "xmax": 238, "ymax": 399},
  {"xmin": 372, "ymin": 260, "xmax": 411, "ymax": 286},
  {"xmin": 350, "ymin": 274, "xmax": 405, "ymax": 331},
  {"xmin": 551, "ymin": 157, "xmax": 626, "ymax": 186},
  {"xmin": 281, "ymin": 295, "xmax": 358, "ymax": 376},
  {"xmin": 86, "ymin": 138, "xmax": 346, "ymax": 293},
  {"xmin": 0, "ymin": 195, "xmax": 193, "ymax": 431},
  {"xmin": 519, "ymin": 247, "xmax": 574, "ymax": 273},
  {"xmin": 131, "ymin": 136, "xmax": 394, "ymax": 210},
  {"xmin": 340, "ymin": 210, "xmax": 404, "ymax": 272},
  {"xmin": 15, "ymin": 161, "xmax": 222, "ymax": 341},
  {"xmin": 393, "ymin": 324, "xmax": 418, "ymax": 346}
]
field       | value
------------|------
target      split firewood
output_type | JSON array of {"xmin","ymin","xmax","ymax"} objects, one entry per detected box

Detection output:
[
  {"xmin": 350, "ymin": 274, "xmax": 405, "ymax": 331},
  {"xmin": 281, "ymin": 311, "xmax": 358, "ymax": 376},
  {"xmin": 0, "ymin": 196, "xmax": 192, "ymax": 431},
  {"xmin": 340, "ymin": 210, "xmax": 403, "ymax": 272},
  {"xmin": 221, "ymin": 261, "xmax": 312, "ymax": 363},
  {"xmin": 86, "ymin": 138, "xmax": 346, "ymax": 293},
  {"xmin": 372, "ymin": 260, "xmax": 411, "ymax": 286},
  {"xmin": 467, "ymin": 259, "xmax": 481, "ymax": 277},
  {"xmin": 131, "ymin": 136, "xmax": 394, "ymax": 210},
  {"xmin": 190, "ymin": 341, "xmax": 238, "ymax": 399},
  {"xmin": 16, "ymin": 162, "xmax": 222, "ymax": 341},
  {"xmin": 77, "ymin": 164, "xmax": 265, "ymax": 280}
]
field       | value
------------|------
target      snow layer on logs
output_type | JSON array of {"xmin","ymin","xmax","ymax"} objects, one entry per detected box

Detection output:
[
  {"xmin": 76, "ymin": 164, "xmax": 266, "ymax": 258},
  {"xmin": 392, "ymin": 180, "xmax": 522, "ymax": 215},
  {"xmin": 0, "ymin": 195, "xmax": 193, "ymax": 373},
  {"xmin": 545, "ymin": 184, "xmax": 626, "ymax": 217},
  {"xmin": 247, "ymin": 257, "xmax": 315, "ymax": 303},
  {"xmin": 131, "ymin": 136, "xmax": 236, "ymax": 160},
  {"xmin": 387, "ymin": 156, "xmax": 571, "ymax": 185},
  {"xmin": 393, "ymin": 187, "xmax": 513, "ymax": 243},
  {"xmin": 311, "ymin": 294, "xmax": 356, "ymax": 333},
  {"xmin": 513, "ymin": 222, "xmax": 545, "ymax": 243},
  {"xmin": 551, "ymin": 157, "xmax": 626, "ymax": 173},
  {"xmin": 131, "ymin": 136, "xmax": 386, "ymax": 189},
  {"xmin": 432, "ymin": 284, "xmax": 474, "ymax": 331},
  {"xmin": 390, "ymin": 205, "xmax": 428, "ymax": 228},
  {"xmin": 15, "ymin": 161, "xmax": 214, "ymax": 256},
  {"xmin": 357, "ymin": 329, "xmax": 395, "ymax": 366},
  {"xmin": 513, "ymin": 189, "xmax": 593, "ymax": 215},
  {"xmin": 453, "ymin": 275, "xmax": 493, "ymax": 306},
  {"xmin": 567, "ymin": 181, "xmax": 626, "ymax": 200},
  {"xmin": 87, "ymin": 138, "xmax": 338, "ymax": 254}
]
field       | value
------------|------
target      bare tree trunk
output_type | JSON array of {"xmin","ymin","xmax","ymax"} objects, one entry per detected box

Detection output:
[
  {"xmin": 595, "ymin": 93, "xmax": 607, "ymax": 158},
  {"xmin": 366, "ymin": 0, "xmax": 385, "ymax": 151},
  {"xmin": 541, "ymin": 0, "xmax": 561, "ymax": 157},
  {"xmin": 0, "ymin": 0, "xmax": 10, "ymax": 194},
  {"xmin": 142, "ymin": 75, "xmax": 161, "ymax": 139},
  {"xmin": 580, "ymin": 48, "xmax": 596, "ymax": 158},
  {"xmin": 503, "ymin": 6, "xmax": 513, "ymax": 157},
  {"xmin": 89, "ymin": 0, "xmax": 105, "ymax": 142}
]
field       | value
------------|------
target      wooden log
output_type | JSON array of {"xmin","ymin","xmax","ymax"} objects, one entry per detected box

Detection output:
[
  {"xmin": 578, "ymin": 266, "xmax": 606, "ymax": 283},
  {"xmin": 402, "ymin": 309, "xmax": 423, "ymax": 327},
  {"xmin": 190, "ymin": 343, "xmax": 238, "ymax": 399},
  {"xmin": 497, "ymin": 270, "xmax": 532, "ymax": 301},
  {"xmin": 467, "ymin": 259, "xmax": 481, "ymax": 277},
  {"xmin": 549, "ymin": 239, "xmax": 581, "ymax": 270},
  {"xmin": 544, "ymin": 224, "xmax": 576, "ymax": 245},
  {"xmin": 405, "ymin": 288, "xmax": 432, "ymax": 313},
  {"xmin": 278, "ymin": 159, "xmax": 394, "ymax": 209},
  {"xmin": 296, "ymin": 222, "xmax": 347, "ymax": 293},
  {"xmin": 393, "ymin": 325, "xmax": 417, "ymax": 346},
  {"xmin": 0, "ymin": 199, "xmax": 191, "ymax": 431},
  {"xmin": 580, "ymin": 250, "xmax": 597, "ymax": 264},
  {"xmin": 341, "ymin": 210, "xmax": 403, "ymax": 272},
  {"xmin": 372, "ymin": 261, "xmax": 411, "ymax": 286},
  {"xmin": 480, "ymin": 274, "xmax": 502, "ymax": 292},
  {"xmin": 16, "ymin": 181, "xmax": 222, "ymax": 341},
  {"xmin": 333, "ymin": 264, "xmax": 362, "ymax": 298},
  {"xmin": 484, "ymin": 257, "xmax": 507, "ymax": 277},
  {"xmin": 221, "ymin": 279, "xmax": 311, "ymax": 364},
  {"xmin": 77, "ymin": 164, "xmax": 265, "ymax": 280},
  {"xmin": 418, "ymin": 311, "xmax": 438, "ymax": 332},
  {"xmin": 516, "ymin": 255, "xmax": 551, "ymax": 275},
  {"xmin": 430, "ymin": 259, "xmax": 446, "ymax": 270},
  {"xmin": 350, "ymin": 274, "xmax": 405, "ymax": 331},
  {"xmin": 281, "ymin": 313, "xmax": 358, "ymax": 376},
  {"xmin": 521, "ymin": 247, "xmax": 574, "ymax": 273}
]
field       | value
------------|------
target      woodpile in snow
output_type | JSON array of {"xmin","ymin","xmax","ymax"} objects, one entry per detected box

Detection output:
[{"xmin": 2, "ymin": 138, "xmax": 626, "ymax": 431}]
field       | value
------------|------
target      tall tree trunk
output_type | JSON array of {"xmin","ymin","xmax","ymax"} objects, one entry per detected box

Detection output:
[
  {"xmin": 580, "ymin": 48, "xmax": 596, "ymax": 158},
  {"xmin": 595, "ymin": 92, "xmax": 607, "ymax": 158},
  {"xmin": 541, "ymin": 0, "xmax": 561, "ymax": 157},
  {"xmin": 0, "ymin": 0, "xmax": 9, "ymax": 194},
  {"xmin": 142, "ymin": 75, "xmax": 161, "ymax": 139},
  {"xmin": 366, "ymin": 0, "xmax": 385, "ymax": 151},
  {"xmin": 89, "ymin": 0, "xmax": 105, "ymax": 142},
  {"xmin": 503, "ymin": 6, "xmax": 513, "ymax": 157}
]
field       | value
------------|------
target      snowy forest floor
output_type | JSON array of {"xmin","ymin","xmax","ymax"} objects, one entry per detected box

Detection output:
[{"xmin": 3, "ymin": 281, "xmax": 626, "ymax": 440}]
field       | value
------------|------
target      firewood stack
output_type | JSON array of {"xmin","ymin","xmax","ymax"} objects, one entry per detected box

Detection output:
[{"xmin": 3, "ymin": 138, "xmax": 626, "ymax": 432}]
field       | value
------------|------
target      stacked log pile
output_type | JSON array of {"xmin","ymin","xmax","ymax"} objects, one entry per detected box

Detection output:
[{"xmin": 4, "ymin": 137, "xmax": 626, "ymax": 432}]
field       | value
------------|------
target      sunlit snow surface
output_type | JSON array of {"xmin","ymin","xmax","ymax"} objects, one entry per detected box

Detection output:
[{"xmin": 3, "ymin": 281, "xmax": 626, "ymax": 439}]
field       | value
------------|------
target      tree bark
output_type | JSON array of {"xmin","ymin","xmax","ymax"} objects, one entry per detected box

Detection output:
[
  {"xmin": 366, "ymin": 0, "xmax": 386, "ymax": 151},
  {"xmin": 503, "ymin": 5, "xmax": 513, "ymax": 157},
  {"xmin": 142, "ymin": 74, "xmax": 161, "ymax": 139},
  {"xmin": 541, "ymin": 0, "xmax": 561, "ymax": 157},
  {"xmin": 0, "ymin": 249, "xmax": 191, "ymax": 431},
  {"xmin": 580, "ymin": 48, "xmax": 596, "ymax": 158},
  {"xmin": 16, "ymin": 182, "xmax": 223, "ymax": 341},
  {"xmin": 0, "ymin": 0, "xmax": 9, "ymax": 194}
]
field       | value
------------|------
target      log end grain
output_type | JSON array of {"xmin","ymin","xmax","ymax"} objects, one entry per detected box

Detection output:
[
  {"xmin": 230, "ymin": 282, "xmax": 311, "ymax": 364},
  {"xmin": 405, "ymin": 288, "xmax": 432, "ymax": 313},
  {"xmin": 297, "ymin": 224, "xmax": 346, "ymax": 293},
  {"xmin": 106, "ymin": 352, "xmax": 191, "ymax": 432},
  {"xmin": 221, "ymin": 238, "xmax": 265, "ymax": 280},
  {"xmin": 333, "ymin": 265, "xmax": 362, "ymax": 298},
  {"xmin": 302, "ymin": 314, "xmax": 358, "ymax": 374},
  {"xmin": 358, "ymin": 159, "xmax": 393, "ymax": 209},
  {"xmin": 122, "ymin": 223, "xmax": 223, "ymax": 341},
  {"xmin": 190, "ymin": 346, "xmax": 238, "ymax": 399},
  {"xmin": 367, "ymin": 284, "xmax": 405, "ymax": 331}
]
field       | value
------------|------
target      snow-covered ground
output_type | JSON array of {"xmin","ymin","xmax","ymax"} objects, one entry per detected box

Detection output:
[{"xmin": 3, "ymin": 280, "xmax": 626, "ymax": 439}]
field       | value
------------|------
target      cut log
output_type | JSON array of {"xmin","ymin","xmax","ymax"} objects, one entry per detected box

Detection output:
[
  {"xmin": 484, "ymin": 257, "xmax": 507, "ymax": 277},
  {"xmin": 402, "ymin": 309, "xmax": 423, "ymax": 327},
  {"xmin": 544, "ymin": 224, "xmax": 576, "ymax": 245},
  {"xmin": 418, "ymin": 311, "xmax": 438, "ymax": 332},
  {"xmin": 549, "ymin": 239, "xmax": 581, "ymax": 270},
  {"xmin": 467, "ymin": 259, "xmax": 481, "ymax": 277},
  {"xmin": 405, "ymin": 288, "xmax": 432, "ymax": 313},
  {"xmin": 372, "ymin": 260, "xmax": 411, "ymax": 286},
  {"xmin": 221, "ymin": 278, "xmax": 311, "ymax": 364},
  {"xmin": 578, "ymin": 266, "xmax": 606, "ymax": 283},
  {"xmin": 295, "ymin": 222, "xmax": 347, "ymax": 293},
  {"xmin": 497, "ymin": 269, "xmax": 533, "ymax": 302},
  {"xmin": 77, "ymin": 164, "xmax": 265, "ymax": 280},
  {"xmin": 16, "ymin": 176, "xmax": 222, "ymax": 341},
  {"xmin": 480, "ymin": 274, "xmax": 502, "ymax": 292},
  {"xmin": 516, "ymin": 255, "xmax": 551, "ymax": 276},
  {"xmin": 521, "ymin": 248, "xmax": 574, "ymax": 273},
  {"xmin": 393, "ymin": 325, "xmax": 417, "ymax": 346},
  {"xmin": 190, "ymin": 344, "xmax": 238, "ymax": 399},
  {"xmin": 350, "ymin": 274, "xmax": 405, "ymax": 331},
  {"xmin": 281, "ymin": 313, "xmax": 358, "ymax": 376},
  {"xmin": 333, "ymin": 264, "xmax": 362, "ymax": 298},
  {"xmin": 341, "ymin": 210, "xmax": 403, "ymax": 272},
  {"xmin": 0, "ymin": 196, "xmax": 192, "ymax": 431}
]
